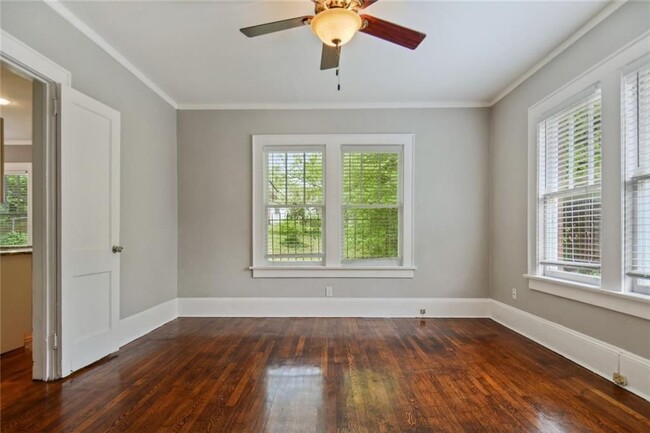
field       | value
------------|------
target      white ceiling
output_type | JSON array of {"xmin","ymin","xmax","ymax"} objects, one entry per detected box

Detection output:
[{"xmin": 59, "ymin": 0, "xmax": 610, "ymax": 107}]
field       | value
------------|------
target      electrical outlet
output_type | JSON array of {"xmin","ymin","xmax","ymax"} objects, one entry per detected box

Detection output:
[
  {"xmin": 326, "ymin": 286, "xmax": 333, "ymax": 297},
  {"xmin": 420, "ymin": 309, "xmax": 426, "ymax": 315},
  {"xmin": 613, "ymin": 372, "xmax": 628, "ymax": 386},
  {"xmin": 512, "ymin": 288, "xmax": 517, "ymax": 300}
]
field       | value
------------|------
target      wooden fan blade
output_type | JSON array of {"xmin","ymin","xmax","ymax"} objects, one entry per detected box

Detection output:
[
  {"xmin": 240, "ymin": 16, "xmax": 312, "ymax": 37},
  {"xmin": 320, "ymin": 44, "xmax": 340, "ymax": 70},
  {"xmin": 359, "ymin": 0, "xmax": 379, "ymax": 9},
  {"xmin": 359, "ymin": 15, "xmax": 426, "ymax": 50}
]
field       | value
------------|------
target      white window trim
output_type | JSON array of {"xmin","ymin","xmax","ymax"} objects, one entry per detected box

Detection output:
[
  {"xmin": 526, "ymin": 32, "xmax": 650, "ymax": 317},
  {"xmin": 251, "ymin": 134, "xmax": 415, "ymax": 278},
  {"xmin": 525, "ymin": 274, "xmax": 650, "ymax": 320},
  {"xmin": 3, "ymin": 162, "xmax": 32, "ymax": 246}
]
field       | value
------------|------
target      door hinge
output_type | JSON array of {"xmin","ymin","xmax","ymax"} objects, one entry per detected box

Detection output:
[
  {"xmin": 53, "ymin": 98, "xmax": 58, "ymax": 116},
  {"xmin": 52, "ymin": 333, "xmax": 58, "ymax": 350}
]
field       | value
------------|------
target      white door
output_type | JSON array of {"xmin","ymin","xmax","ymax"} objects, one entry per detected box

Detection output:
[{"xmin": 59, "ymin": 86, "xmax": 120, "ymax": 376}]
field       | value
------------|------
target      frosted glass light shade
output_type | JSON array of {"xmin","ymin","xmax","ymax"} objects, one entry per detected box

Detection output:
[{"xmin": 310, "ymin": 8, "xmax": 362, "ymax": 47}]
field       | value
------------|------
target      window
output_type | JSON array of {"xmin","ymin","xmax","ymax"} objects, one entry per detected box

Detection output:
[
  {"xmin": 624, "ymin": 61, "xmax": 650, "ymax": 295},
  {"xmin": 252, "ymin": 134, "xmax": 414, "ymax": 278},
  {"xmin": 537, "ymin": 89, "xmax": 602, "ymax": 285},
  {"xmin": 342, "ymin": 149, "xmax": 400, "ymax": 264},
  {"xmin": 526, "ymin": 35, "xmax": 650, "ymax": 319},
  {"xmin": 1, "ymin": 163, "xmax": 32, "ymax": 247},
  {"xmin": 265, "ymin": 149, "xmax": 324, "ymax": 263}
]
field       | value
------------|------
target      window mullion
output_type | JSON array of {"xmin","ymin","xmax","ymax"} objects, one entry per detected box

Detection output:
[{"xmin": 325, "ymin": 141, "xmax": 341, "ymax": 266}]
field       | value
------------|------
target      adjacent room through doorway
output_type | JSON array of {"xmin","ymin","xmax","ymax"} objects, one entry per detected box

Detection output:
[{"xmin": 1, "ymin": 63, "xmax": 34, "ymax": 357}]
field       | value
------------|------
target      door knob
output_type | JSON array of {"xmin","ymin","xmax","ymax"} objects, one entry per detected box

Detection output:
[{"xmin": 112, "ymin": 245, "xmax": 124, "ymax": 253}]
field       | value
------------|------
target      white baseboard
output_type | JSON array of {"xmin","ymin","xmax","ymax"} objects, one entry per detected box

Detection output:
[
  {"xmin": 117, "ymin": 298, "xmax": 178, "ymax": 348},
  {"xmin": 178, "ymin": 297, "xmax": 491, "ymax": 318},
  {"xmin": 619, "ymin": 351, "xmax": 650, "ymax": 401},
  {"xmin": 490, "ymin": 300, "xmax": 650, "ymax": 401}
]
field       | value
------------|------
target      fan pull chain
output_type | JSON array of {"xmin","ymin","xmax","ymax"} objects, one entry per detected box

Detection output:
[
  {"xmin": 336, "ymin": 67, "xmax": 341, "ymax": 91},
  {"xmin": 336, "ymin": 42, "xmax": 341, "ymax": 91}
]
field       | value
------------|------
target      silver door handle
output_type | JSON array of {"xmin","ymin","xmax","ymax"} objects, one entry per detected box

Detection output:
[{"xmin": 112, "ymin": 245, "xmax": 124, "ymax": 253}]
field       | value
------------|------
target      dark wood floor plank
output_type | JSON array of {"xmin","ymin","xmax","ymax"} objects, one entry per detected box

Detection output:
[{"xmin": 1, "ymin": 318, "xmax": 649, "ymax": 432}]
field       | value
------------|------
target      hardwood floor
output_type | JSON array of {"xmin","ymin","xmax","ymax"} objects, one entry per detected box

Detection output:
[{"xmin": 1, "ymin": 318, "xmax": 649, "ymax": 432}]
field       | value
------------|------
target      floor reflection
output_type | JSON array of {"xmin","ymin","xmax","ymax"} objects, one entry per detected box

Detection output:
[{"xmin": 264, "ymin": 365, "xmax": 323, "ymax": 433}]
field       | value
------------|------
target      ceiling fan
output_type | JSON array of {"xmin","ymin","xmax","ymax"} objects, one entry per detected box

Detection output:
[{"xmin": 240, "ymin": 0, "xmax": 426, "ymax": 71}]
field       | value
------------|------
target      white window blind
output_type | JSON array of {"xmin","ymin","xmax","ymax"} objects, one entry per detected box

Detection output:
[
  {"xmin": 265, "ymin": 149, "xmax": 324, "ymax": 263},
  {"xmin": 624, "ymin": 62, "xmax": 650, "ymax": 295},
  {"xmin": 342, "ymin": 150, "xmax": 401, "ymax": 263},
  {"xmin": 538, "ymin": 89, "xmax": 602, "ymax": 284}
]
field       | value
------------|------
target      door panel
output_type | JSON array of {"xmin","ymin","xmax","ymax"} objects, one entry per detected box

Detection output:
[{"xmin": 60, "ymin": 86, "xmax": 120, "ymax": 376}]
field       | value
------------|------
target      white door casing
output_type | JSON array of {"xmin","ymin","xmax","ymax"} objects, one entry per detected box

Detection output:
[{"xmin": 60, "ymin": 85, "xmax": 120, "ymax": 376}]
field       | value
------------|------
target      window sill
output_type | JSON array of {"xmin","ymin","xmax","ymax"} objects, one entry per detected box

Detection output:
[
  {"xmin": 0, "ymin": 247, "xmax": 33, "ymax": 256},
  {"xmin": 250, "ymin": 266, "xmax": 416, "ymax": 278},
  {"xmin": 524, "ymin": 274, "xmax": 650, "ymax": 320}
]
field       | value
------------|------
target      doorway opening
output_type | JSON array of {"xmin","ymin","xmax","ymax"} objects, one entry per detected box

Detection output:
[
  {"xmin": 0, "ymin": 54, "xmax": 59, "ymax": 380},
  {"xmin": 1, "ymin": 63, "xmax": 34, "ymax": 357}
]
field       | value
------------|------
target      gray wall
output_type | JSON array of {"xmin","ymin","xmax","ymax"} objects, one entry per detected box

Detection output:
[
  {"xmin": 178, "ymin": 109, "xmax": 490, "ymax": 298},
  {"xmin": 5, "ymin": 145, "xmax": 32, "ymax": 163},
  {"xmin": 1, "ymin": 1, "xmax": 178, "ymax": 318},
  {"xmin": 490, "ymin": 1, "xmax": 650, "ymax": 358}
]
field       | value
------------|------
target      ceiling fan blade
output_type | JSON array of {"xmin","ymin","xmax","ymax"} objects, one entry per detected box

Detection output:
[
  {"xmin": 359, "ymin": 0, "xmax": 379, "ymax": 9},
  {"xmin": 320, "ymin": 44, "xmax": 340, "ymax": 70},
  {"xmin": 359, "ymin": 15, "xmax": 426, "ymax": 50},
  {"xmin": 240, "ymin": 16, "xmax": 312, "ymax": 38}
]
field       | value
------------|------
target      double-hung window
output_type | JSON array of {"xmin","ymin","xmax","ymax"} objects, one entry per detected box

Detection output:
[
  {"xmin": 342, "ymin": 148, "xmax": 401, "ymax": 264},
  {"xmin": 527, "ymin": 35, "xmax": 650, "ymax": 319},
  {"xmin": 537, "ymin": 89, "xmax": 602, "ymax": 285},
  {"xmin": 252, "ymin": 134, "xmax": 414, "ymax": 278},
  {"xmin": 624, "ymin": 61, "xmax": 650, "ymax": 295},
  {"xmin": 265, "ymin": 149, "xmax": 324, "ymax": 263}
]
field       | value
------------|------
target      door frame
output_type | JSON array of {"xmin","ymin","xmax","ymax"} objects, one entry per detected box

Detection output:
[{"xmin": 1, "ymin": 30, "xmax": 70, "ymax": 380}]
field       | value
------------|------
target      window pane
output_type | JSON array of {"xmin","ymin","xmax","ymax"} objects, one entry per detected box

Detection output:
[
  {"xmin": 266, "ymin": 207, "xmax": 323, "ymax": 262},
  {"xmin": 543, "ymin": 192, "xmax": 601, "ymax": 271},
  {"xmin": 624, "ymin": 63, "xmax": 650, "ymax": 293},
  {"xmin": 265, "ymin": 150, "xmax": 324, "ymax": 263},
  {"xmin": 267, "ymin": 152, "xmax": 323, "ymax": 206},
  {"xmin": 631, "ymin": 179, "xmax": 650, "ymax": 276},
  {"xmin": 539, "ymin": 90, "xmax": 602, "ymax": 281},
  {"xmin": 342, "ymin": 151, "xmax": 401, "ymax": 262},
  {"xmin": 1, "ymin": 174, "xmax": 29, "ymax": 247},
  {"xmin": 343, "ymin": 152, "xmax": 398, "ymax": 205},
  {"xmin": 343, "ymin": 207, "xmax": 398, "ymax": 260}
]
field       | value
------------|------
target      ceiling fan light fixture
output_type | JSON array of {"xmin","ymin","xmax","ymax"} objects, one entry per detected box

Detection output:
[{"xmin": 310, "ymin": 8, "xmax": 362, "ymax": 47}]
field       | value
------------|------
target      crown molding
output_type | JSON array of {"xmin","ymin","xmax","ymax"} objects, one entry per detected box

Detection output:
[
  {"xmin": 44, "ymin": 0, "xmax": 178, "ymax": 109},
  {"xmin": 42, "ymin": 0, "xmax": 627, "ymax": 111},
  {"xmin": 488, "ymin": 0, "xmax": 627, "ymax": 107},
  {"xmin": 177, "ymin": 101, "xmax": 491, "ymax": 110}
]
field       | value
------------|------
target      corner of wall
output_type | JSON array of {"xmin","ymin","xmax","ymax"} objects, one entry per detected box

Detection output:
[{"xmin": 487, "ymin": 103, "xmax": 496, "ymax": 300}]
